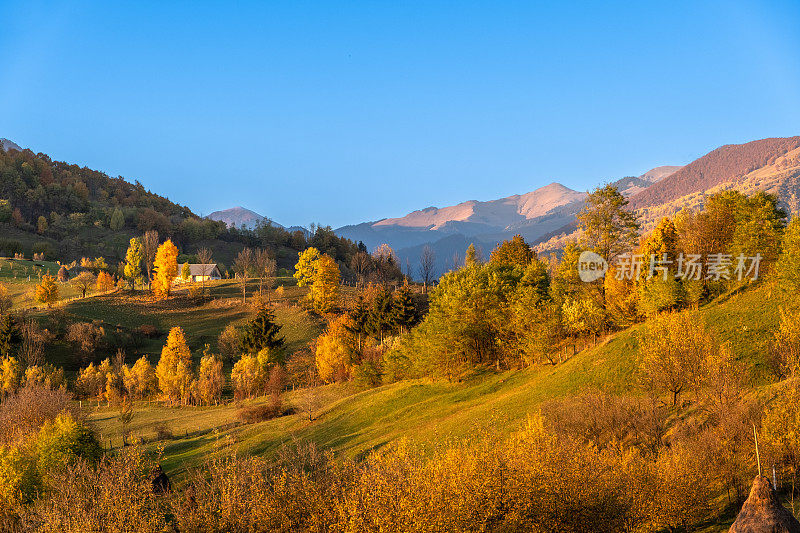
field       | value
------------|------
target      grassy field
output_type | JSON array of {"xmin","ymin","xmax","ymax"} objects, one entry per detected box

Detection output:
[
  {"xmin": 85, "ymin": 281, "xmax": 788, "ymax": 492},
  {"xmin": 22, "ymin": 278, "xmax": 778, "ymax": 530},
  {"xmin": 0, "ymin": 257, "xmax": 82, "ymax": 307}
]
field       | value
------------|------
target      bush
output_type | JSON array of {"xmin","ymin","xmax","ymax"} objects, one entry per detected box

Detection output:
[
  {"xmin": 236, "ymin": 403, "xmax": 284, "ymax": 424},
  {"xmin": 0, "ymin": 239, "xmax": 22, "ymax": 256},
  {"xmin": 0, "ymin": 385, "xmax": 78, "ymax": 445},
  {"xmin": 135, "ymin": 324, "xmax": 161, "ymax": 338},
  {"xmin": 153, "ymin": 423, "xmax": 173, "ymax": 441},
  {"xmin": 18, "ymin": 447, "xmax": 169, "ymax": 532}
]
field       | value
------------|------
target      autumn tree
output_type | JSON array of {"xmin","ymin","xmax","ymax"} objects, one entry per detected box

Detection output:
[
  {"xmin": 217, "ymin": 323, "xmax": 241, "ymax": 363},
  {"xmin": 231, "ymin": 354, "xmax": 266, "ymax": 399},
  {"xmin": 316, "ymin": 314, "xmax": 357, "ymax": 383},
  {"xmin": 196, "ymin": 247, "xmax": 213, "ymax": 295},
  {"xmin": 181, "ymin": 262, "xmax": 191, "ymax": 282},
  {"xmin": 254, "ymin": 248, "xmax": 277, "ymax": 303},
  {"xmin": 233, "ymin": 247, "xmax": 254, "ymax": 303},
  {"xmin": 578, "ymin": 185, "xmax": 640, "ymax": 264},
  {"xmin": 777, "ymin": 216, "xmax": 800, "ymax": 292},
  {"xmin": 418, "ymin": 245, "xmax": 436, "ymax": 294},
  {"xmin": 465, "ymin": 243, "xmax": 482, "ymax": 266},
  {"xmin": 0, "ymin": 355, "xmax": 22, "ymax": 396},
  {"xmin": 489, "ymin": 235, "xmax": 534, "ymax": 269},
  {"xmin": 293, "ymin": 247, "xmax": 321, "ymax": 287},
  {"xmin": 310, "ymin": 254, "xmax": 340, "ymax": 314},
  {"xmin": 603, "ymin": 266, "xmax": 639, "ymax": 328},
  {"xmin": 96, "ymin": 271, "xmax": 115, "ymax": 293},
  {"xmin": 124, "ymin": 237, "xmax": 144, "ymax": 290},
  {"xmin": 729, "ymin": 191, "xmax": 785, "ymax": 268},
  {"xmin": 197, "ymin": 348, "xmax": 224, "ymax": 405},
  {"xmin": 350, "ymin": 251, "xmax": 371, "ymax": 287},
  {"xmin": 142, "ymin": 230, "xmax": 159, "ymax": 287},
  {"xmin": 70, "ymin": 271, "xmax": 95, "ymax": 298},
  {"xmin": 122, "ymin": 356, "xmax": 157, "ymax": 400},
  {"xmin": 774, "ymin": 306, "xmax": 800, "ymax": 378},
  {"xmin": 562, "ymin": 297, "xmax": 605, "ymax": 339},
  {"xmin": 638, "ymin": 310, "xmax": 713, "ymax": 405},
  {"xmin": 155, "ymin": 327, "xmax": 193, "ymax": 405},
  {"xmin": 35, "ymin": 275, "xmax": 59, "ymax": 308},
  {"xmin": 761, "ymin": 385, "xmax": 800, "ymax": 504},
  {"xmin": 0, "ymin": 284, "xmax": 13, "ymax": 316},
  {"xmin": 152, "ymin": 239, "xmax": 178, "ymax": 299}
]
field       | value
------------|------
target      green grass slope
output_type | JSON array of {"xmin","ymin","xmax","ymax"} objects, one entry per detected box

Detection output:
[{"xmin": 86, "ymin": 282, "xmax": 787, "ymax": 488}]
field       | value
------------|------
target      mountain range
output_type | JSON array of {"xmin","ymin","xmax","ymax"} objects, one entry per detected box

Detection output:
[
  {"xmin": 206, "ymin": 136, "xmax": 800, "ymax": 275},
  {"xmin": 333, "ymin": 165, "xmax": 682, "ymax": 270},
  {"xmin": 8, "ymin": 132, "xmax": 796, "ymax": 275}
]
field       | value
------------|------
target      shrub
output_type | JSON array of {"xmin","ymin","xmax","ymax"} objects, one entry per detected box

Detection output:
[
  {"xmin": 236, "ymin": 403, "xmax": 283, "ymax": 424},
  {"xmin": 19, "ymin": 447, "xmax": 169, "ymax": 532},
  {"xmin": 0, "ymin": 385, "xmax": 78, "ymax": 445},
  {"xmin": 135, "ymin": 324, "xmax": 160, "ymax": 338},
  {"xmin": 153, "ymin": 423, "xmax": 173, "ymax": 441}
]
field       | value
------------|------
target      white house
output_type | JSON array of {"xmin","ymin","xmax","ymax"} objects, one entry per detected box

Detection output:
[{"xmin": 187, "ymin": 264, "xmax": 222, "ymax": 282}]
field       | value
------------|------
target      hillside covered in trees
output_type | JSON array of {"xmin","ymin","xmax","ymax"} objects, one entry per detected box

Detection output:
[
  {"xmin": 631, "ymin": 136, "xmax": 800, "ymax": 208},
  {"xmin": 0, "ymin": 143, "xmax": 377, "ymax": 276}
]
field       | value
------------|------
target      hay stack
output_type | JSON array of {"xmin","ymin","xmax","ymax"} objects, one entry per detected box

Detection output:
[{"xmin": 730, "ymin": 476, "xmax": 800, "ymax": 533}]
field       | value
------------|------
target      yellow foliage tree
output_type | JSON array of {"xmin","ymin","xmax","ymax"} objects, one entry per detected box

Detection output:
[
  {"xmin": 35, "ymin": 275, "xmax": 59, "ymax": 308},
  {"xmin": 23, "ymin": 364, "xmax": 64, "ymax": 390},
  {"xmin": 122, "ymin": 356, "xmax": 157, "ymax": 399},
  {"xmin": 315, "ymin": 315, "xmax": 356, "ymax": 383},
  {"xmin": 0, "ymin": 356, "xmax": 22, "ymax": 396},
  {"xmin": 310, "ymin": 254, "xmax": 340, "ymax": 314},
  {"xmin": 96, "ymin": 271, "xmax": 116, "ymax": 293},
  {"xmin": 774, "ymin": 306, "xmax": 800, "ymax": 378},
  {"xmin": 293, "ymin": 247, "xmax": 320, "ymax": 287},
  {"xmin": 638, "ymin": 310, "xmax": 713, "ymax": 405},
  {"xmin": 156, "ymin": 327, "xmax": 194, "ymax": 405},
  {"xmin": 197, "ymin": 352, "xmax": 224, "ymax": 405},
  {"xmin": 230, "ymin": 354, "xmax": 266, "ymax": 400},
  {"xmin": 152, "ymin": 239, "xmax": 178, "ymax": 299}
]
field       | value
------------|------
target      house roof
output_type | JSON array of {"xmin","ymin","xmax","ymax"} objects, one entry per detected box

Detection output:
[{"xmin": 187, "ymin": 264, "xmax": 219, "ymax": 276}]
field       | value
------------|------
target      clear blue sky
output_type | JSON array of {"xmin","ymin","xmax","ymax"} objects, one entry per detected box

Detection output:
[{"xmin": 2, "ymin": 1, "xmax": 799, "ymax": 228}]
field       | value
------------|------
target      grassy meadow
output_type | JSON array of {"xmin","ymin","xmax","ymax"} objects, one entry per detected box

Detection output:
[{"xmin": 83, "ymin": 280, "xmax": 786, "ymax": 502}]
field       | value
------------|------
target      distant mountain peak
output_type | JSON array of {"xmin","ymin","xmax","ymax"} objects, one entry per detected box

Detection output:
[
  {"xmin": 373, "ymin": 182, "xmax": 585, "ymax": 231},
  {"xmin": 207, "ymin": 206, "xmax": 284, "ymax": 229},
  {"xmin": 0, "ymin": 138, "xmax": 22, "ymax": 152}
]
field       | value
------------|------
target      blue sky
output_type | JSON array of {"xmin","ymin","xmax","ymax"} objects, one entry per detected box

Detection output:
[{"xmin": 2, "ymin": 1, "xmax": 799, "ymax": 228}]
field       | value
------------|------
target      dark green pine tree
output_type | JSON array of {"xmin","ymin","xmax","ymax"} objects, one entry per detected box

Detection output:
[
  {"xmin": 240, "ymin": 306, "xmax": 285, "ymax": 357},
  {"xmin": 347, "ymin": 294, "xmax": 370, "ymax": 351},
  {"xmin": 391, "ymin": 284, "xmax": 418, "ymax": 334},
  {"xmin": 368, "ymin": 286, "xmax": 394, "ymax": 343},
  {"xmin": 0, "ymin": 314, "xmax": 21, "ymax": 358}
]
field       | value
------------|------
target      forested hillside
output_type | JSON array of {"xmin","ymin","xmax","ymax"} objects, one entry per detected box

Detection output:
[
  {"xmin": 632, "ymin": 136, "xmax": 800, "ymax": 208},
  {"xmin": 0, "ymin": 144, "xmax": 365, "ymax": 273}
]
